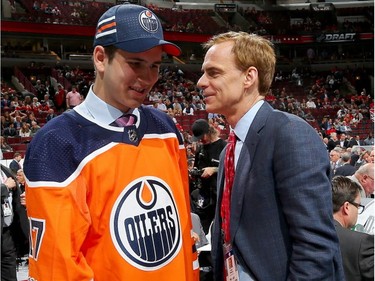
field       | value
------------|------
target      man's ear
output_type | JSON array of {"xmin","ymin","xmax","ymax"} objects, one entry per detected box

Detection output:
[
  {"xmin": 244, "ymin": 66, "xmax": 258, "ymax": 89},
  {"xmin": 92, "ymin": 46, "xmax": 106, "ymax": 73},
  {"xmin": 342, "ymin": 201, "xmax": 350, "ymax": 216}
]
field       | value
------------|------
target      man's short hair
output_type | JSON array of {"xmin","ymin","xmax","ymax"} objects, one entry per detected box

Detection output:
[
  {"xmin": 331, "ymin": 176, "xmax": 361, "ymax": 213},
  {"xmin": 341, "ymin": 152, "xmax": 351, "ymax": 162}
]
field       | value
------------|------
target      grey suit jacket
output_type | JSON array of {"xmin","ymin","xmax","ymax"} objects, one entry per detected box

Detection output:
[
  {"xmin": 334, "ymin": 220, "xmax": 374, "ymax": 281},
  {"xmin": 211, "ymin": 102, "xmax": 345, "ymax": 281},
  {"xmin": 191, "ymin": 212, "xmax": 208, "ymax": 249}
]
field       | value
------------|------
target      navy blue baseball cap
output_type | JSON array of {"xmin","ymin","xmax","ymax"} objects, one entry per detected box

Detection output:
[{"xmin": 93, "ymin": 4, "xmax": 181, "ymax": 56}]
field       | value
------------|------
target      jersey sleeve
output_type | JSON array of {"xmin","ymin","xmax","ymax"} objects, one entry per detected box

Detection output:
[{"xmin": 27, "ymin": 177, "xmax": 94, "ymax": 281}]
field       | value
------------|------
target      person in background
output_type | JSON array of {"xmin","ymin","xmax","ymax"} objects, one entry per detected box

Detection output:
[
  {"xmin": 191, "ymin": 212, "xmax": 208, "ymax": 250},
  {"xmin": 8, "ymin": 152, "xmax": 22, "ymax": 175},
  {"xmin": 330, "ymin": 147, "xmax": 343, "ymax": 175},
  {"xmin": 65, "ymin": 86, "xmax": 82, "ymax": 109},
  {"xmin": 355, "ymin": 150, "xmax": 371, "ymax": 169},
  {"xmin": 347, "ymin": 163, "xmax": 374, "ymax": 198},
  {"xmin": 2, "ymin": 111, "xmax": 14, "ymax": 128},
  {"xmin": 30, "ymin": 120, "xmax": 41, "ymax": 136},
  {"xmin": 191, "ymin": 212, "xmax": 212, "ymax": 281},
  {"xmin": 3, "ymin": 123, "xmax": 17, "ymax": 137},
  {"xmin": 1, "ymin": 164, "xmax": 29, "ymax": 281},
  {"xmin": 43, "ymin": 93, "xmax": 55, "ymax": 108},
  {"xmin": 24, "ymin": 112, "xmax": 38, "ymax": 127},
  {"xmin": 328, "ymin": 132, "xmax": 340, "ymax": 152},
  {"xmin": 46, "ymin": 108, "xmax": 57, "ymax": 122},
  {"xmin": 155, "ymin": 98, "xmax": 167, "ymax": 112},
  {"xmin": 350, "ymin": 147, "xmax": 363, "ymax": 166},
  {"xmin": 23, "ymin": 4, "xmax": 198, "ymax": 281},
  {"xmin": 9, "ymin": 109, "xmax": 27, "ymax": 122},
  {"xmin": 0, "ymin": 136, "xmax": 13, "ymax": 153},
  {"xmin": 183, "ymin": 101, "xmax": 195, "ymax": 116},
  {"xmin": 18, "ymin": 122, "xmax": 31, "ymax": 137},
  {"xmin": 16, "ymin": 169, "xmax": 26, "ymax": 193},
  {"xmin": 348, "ymin": 135, "xmax": 362, "ymax": 148},
  {"xmin": 31, "ymin": 96, "xmax": 41, "ymax": 110},
  {"xmin": 198, "ymin": 31, "xmax": 344, "ymax": 280},
  {"xmin": 369, "ymin": 149, "xmax": 374, "ymax": 164},
  {"xmin": 338, "ymin": 133, "xmax": 349, "ymax": 149},
  {"xmin": 54, "ymin": 84, "xmax": 66, "ymax": 112},
  {"xmin": 331, "ymin": 176, "xmax": 374, "ymax": 281},
  {"xmin": 38, "ymin": 100, "xmax": 50, "ymax": 115},
  {"xmin": 363, "ymin": 133, "xmax": 374, "ymax": 145},
  {"xmin": 190, "ymin": 119, "xmax": 226, "ymax": 234},
  {"xmin": 13, "ymin": 115, "xmax": 25, "ymax": 132},
  {"xmin": 334, "ymin": 152, "xmax": 356, "ymax": 176}
]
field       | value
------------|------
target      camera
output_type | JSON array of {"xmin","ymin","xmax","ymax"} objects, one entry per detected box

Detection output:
[
  {"xmin": 189, "ymin": 167, "xmax": 203, "ymax": 178},
  {"xmin": 189, "ymin": 168, "xmax": 203, "ymax": 189}
]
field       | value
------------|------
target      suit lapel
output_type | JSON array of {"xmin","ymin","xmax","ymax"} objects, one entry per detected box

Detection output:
[{"xmin": 230, "ymin": 102, "xmax": 272, "ymax": 240}]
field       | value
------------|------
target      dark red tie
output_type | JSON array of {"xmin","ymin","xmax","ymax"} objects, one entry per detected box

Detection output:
[
  {"xmin": 221, "ymin": 130, "xmax": 236, "ymax": 243},
  {"xmin": 113, "ymin": 114, "xmax": 137, "ymax": 127}
]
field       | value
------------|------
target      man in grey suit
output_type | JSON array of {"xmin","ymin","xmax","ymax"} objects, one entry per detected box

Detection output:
[
  {"xmin": 334, "ymin": 152, "xmax": 356, "ymax": 176},
  {"xmin": 197, "ymin": 31, "xmax": 344, "ymax": 280},
  {"xmin": 332, "ymin": 176, "xmax": 374, "ymax": 281}
]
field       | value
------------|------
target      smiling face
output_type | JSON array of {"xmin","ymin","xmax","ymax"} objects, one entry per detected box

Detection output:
[
  {"xmin": 198, "ymin": 41, "xmax": 248, "ymax": 118},
  {"xmin": 197, "ymin": 32, "xmax": 275, "ymax": 127},
  {"xmin": 93, "ymin": 45, "xmax": 162, "ymax": 112}
]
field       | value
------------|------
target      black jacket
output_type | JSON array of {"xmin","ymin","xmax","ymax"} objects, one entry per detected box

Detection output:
[
  {"xmin": 1, "ymin": 164, "xmax": 29, "ymax": 257},
  {"xmin": 334, "ymin": 220, "xmax": 374, "ymax": 281},
  {"xmin": 334, "ymin": 163, "xmax": 357, "ymax": 176}
]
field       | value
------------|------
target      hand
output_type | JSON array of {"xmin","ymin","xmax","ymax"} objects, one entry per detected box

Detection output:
[
  {"xmin": 20, "ymin": 192, "xmax": 26, "ymax": 206},
  {"xmin": 192, "ymin": 231, "xmax": 200, "ymax": 243},
  {"xmin": 4, "ymin": 177, "xmax": 16, "ymax": 190},
  {"xmin": 201, "ymin": 167, "xmax": 218, "ymax": 178}
]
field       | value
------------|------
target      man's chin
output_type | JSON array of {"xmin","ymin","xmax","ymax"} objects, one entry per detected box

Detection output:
[{"xmin": 204, "ymin": 104, "xmax": 218, "ymax": 114}]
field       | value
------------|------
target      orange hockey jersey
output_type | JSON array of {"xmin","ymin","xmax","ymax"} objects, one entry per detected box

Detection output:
[{"xmin": 24, "ymin": 106, "xmax": 199, "ymax": 281}]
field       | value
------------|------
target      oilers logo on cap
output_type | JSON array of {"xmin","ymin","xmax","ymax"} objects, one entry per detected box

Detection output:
[
  {"xmin": 110, "ymin": 176, "xmax": 181, "ymax": 270},
  {"xmin": 139, "ymin": 10, "xmax": 159, "ymax": 33}
]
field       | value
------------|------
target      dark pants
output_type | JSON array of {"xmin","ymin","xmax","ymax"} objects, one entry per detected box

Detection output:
[
  {"xmin": 1, "ymin": 227, "xmax": 17, "ymax": 281},
  {"xmin": 199, "ymin": 251, "xmax": 213, "ymax": 281}
]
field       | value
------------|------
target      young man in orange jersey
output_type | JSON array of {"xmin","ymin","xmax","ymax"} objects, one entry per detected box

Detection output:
[{"xmin": 23, "ymin": 4, "xmax": 198, "ymax": 281}]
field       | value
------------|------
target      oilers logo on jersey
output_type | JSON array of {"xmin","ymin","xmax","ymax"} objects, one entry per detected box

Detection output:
[{"xmin": 110, "ymin": 176, "xmax": 182, "ymax": 271}]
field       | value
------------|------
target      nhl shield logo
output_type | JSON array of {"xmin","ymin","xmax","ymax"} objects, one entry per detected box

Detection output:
[
  {"xmin": 128, "ymin": 129, "xmax": 138, "ymax": 142},
  {"xmin": 110, "ymin": 176, "xmax": 181, "ymax": 271}
]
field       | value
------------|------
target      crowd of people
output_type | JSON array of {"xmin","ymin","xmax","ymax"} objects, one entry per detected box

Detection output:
[
  {"xmin": 2, "ymin": 61, "xmax": 372, "ymax": 155},
  {"xmin": 1, "ymin": 3, "xmax": 374, "ymax": 281},
  {"xmin": 6, "ymin": 1, "xmax": 373, "ymax": 37},
  {"xmin": 3, "ymin": 1, "xmax": 373, "ymax": 68}
]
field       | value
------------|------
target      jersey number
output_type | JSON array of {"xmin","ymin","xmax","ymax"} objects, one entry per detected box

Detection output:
[{"xmin": 29, "ymin": 217, "xmax": 46, "ymax": 261}]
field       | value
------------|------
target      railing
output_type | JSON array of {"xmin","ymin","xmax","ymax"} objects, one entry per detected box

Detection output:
[
  {"xmin": 51, "ymin": 68, "xmax": 72, "ymax": 91},
  {"xmin": 14, "ymin": 67, "xmax": 37, "ymax": 95}
]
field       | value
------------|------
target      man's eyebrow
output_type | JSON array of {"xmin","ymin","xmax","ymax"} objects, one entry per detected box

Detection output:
[
  {"xmin": 126, "ymin": 57, "xmax": 162, "ymax": 64},
  {"xmin": 204, "ymin": 66, "xmax": 223, "ymax": 73}
]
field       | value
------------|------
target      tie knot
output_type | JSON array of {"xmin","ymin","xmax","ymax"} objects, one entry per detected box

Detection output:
[
  {"xmin": 228, "ymin": 130, "xmax": 237, "ymax": 144},
  {"xmin": 114, "ymin": 114, "xmax": 137, "ymax": 127}
]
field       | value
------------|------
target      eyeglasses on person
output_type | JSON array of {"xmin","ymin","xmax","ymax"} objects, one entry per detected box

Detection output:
[{"xmin": 348, "ymin": 201, "xmax": 365, "ymax": 214}]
